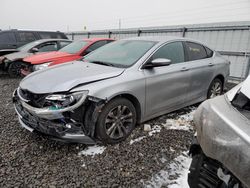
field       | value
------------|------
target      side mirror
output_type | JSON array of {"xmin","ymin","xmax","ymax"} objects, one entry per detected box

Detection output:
[
  {"xmin": 30, "ymin": 47, "xmax": 39, "ymax": 53},
  {"xmin": 143, "ymin": 58, "xmax": 171, "ymax": 69}
]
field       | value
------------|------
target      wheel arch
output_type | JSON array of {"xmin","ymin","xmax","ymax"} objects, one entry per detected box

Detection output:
[
  {"xmin": 214, "ymin": 74, "xmax": 225, "ymax": 89},
  {"xmin": 108, "ymin": 93, "xmax": 142, "ymax": 124}
]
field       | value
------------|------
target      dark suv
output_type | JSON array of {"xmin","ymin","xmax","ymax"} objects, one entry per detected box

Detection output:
[{"xmin": 0, "ymin": 30, "xmax": 68, "ymax": 50}]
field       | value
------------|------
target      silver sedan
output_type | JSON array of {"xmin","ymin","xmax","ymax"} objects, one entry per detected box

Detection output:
[{"xmin": 13, "ymin": 36, "xmax": 230, "ymax": 144}]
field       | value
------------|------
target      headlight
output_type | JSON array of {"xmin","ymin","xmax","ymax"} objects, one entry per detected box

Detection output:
[
  {"xmin": 45, "ymin": 91, "xmax": 89, "ymax": 110},
  {"xmin": 33, "ymin": 62, "xmax": 51, "ymax": 71}
]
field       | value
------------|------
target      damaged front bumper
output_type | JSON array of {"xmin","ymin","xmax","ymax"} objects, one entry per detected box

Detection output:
[
  {"xmin": 194, "ymin": 95, "xmax": 250, "ymax": 187},
  {"xmin": 13, "ymin": 89, "xmax": 96, "ymax": 144}
]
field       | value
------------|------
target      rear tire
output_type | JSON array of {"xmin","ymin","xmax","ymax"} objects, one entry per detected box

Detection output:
[
  {"xmin": 207, "ymin": 78, "xmax": 223, "ymax": 99},
  {"xmin": 8, "ymin": 61, "xmax": 23, "ymax": 77},
  {"xmin": 96, "ymin": 98, "xmax": 136, "ymax": 144}
]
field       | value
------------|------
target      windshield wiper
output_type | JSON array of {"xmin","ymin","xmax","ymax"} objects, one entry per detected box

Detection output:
[{"xmin": 90, "ymin": 61, "xmax": 115, "ymax": 67}]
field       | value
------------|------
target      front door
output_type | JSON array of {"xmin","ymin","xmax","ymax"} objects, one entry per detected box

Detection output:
[{"xmin": 144, "ymin": 41, "xmax": 191, "ymax": 117}]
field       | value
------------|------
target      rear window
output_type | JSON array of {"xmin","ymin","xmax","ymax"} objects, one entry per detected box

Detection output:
[{"xmin": 186, "ymin": 42, "xmax": 208, "ymax": 61}]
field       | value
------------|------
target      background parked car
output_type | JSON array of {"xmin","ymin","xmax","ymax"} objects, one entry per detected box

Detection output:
[
  {"xmin": 13, "ymin": 36, "xmax": 230, "ymax": 145},
  {"xmin": 0, "ymin": 29, "xmax": 68, "ymax": 50},
  {"xmin": 0, "ymin": 39, "xmax": 72, "ymax": 77},
  {"xmin": 21, "ymin": 38, "xmax": 114, "ymax": 75},
  {"xmin": 188, "ymin": 77, "xmax": 250, "ymax": 188}
]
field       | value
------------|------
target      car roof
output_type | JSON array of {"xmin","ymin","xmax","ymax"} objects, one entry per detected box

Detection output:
[
  {"xmin": 34, "ymin": 39, "xmax": 72, "ymax": 43},
  {"xmin": 80, "ymin": 38, "xmax": 115, "ymax": 42},
  {"xmin": 121, "ymin": 36, "xmax": 213, "ymax": 49},
  {"xmin": 122, "ymin": 36, "xmax": 205, "ymax": 43}
]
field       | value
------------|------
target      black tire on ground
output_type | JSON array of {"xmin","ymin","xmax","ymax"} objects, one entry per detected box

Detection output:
[
  {"xmin": 207, "ymin": 78, "xmax": 223, "ymax": 99},
  {"xmin": 96, "ymin": 98, "xmax": 136, "ymax": 144},
  {"xmin": 7, "ymin": 61, "xmax": 23, "ymax": 77}
]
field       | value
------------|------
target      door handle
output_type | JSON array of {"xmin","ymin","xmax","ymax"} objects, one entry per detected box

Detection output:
[
  {"xmin": 208, "ymin": 63, "xmax": 214, "ymax": 66},
  {"xmin": 181, "ymin": 67, "xmax": 189, "ymax": 71}
]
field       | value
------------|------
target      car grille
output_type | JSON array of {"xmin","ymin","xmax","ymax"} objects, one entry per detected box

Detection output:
[{"xmin": 19, "ymin": 88, "xmax": 47, "ymax": 108}]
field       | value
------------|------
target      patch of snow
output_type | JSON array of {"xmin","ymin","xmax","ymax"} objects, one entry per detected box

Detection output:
[
  {"xmin": 149, "ymin": 125, "xmax": 161, "ymax": 136},
  {"xmin": 130, "ymin": 136, "xmax": 146, "ymax": 145},
  {"xmin": 143, "ymin": 152, "xmax": 191, "ymax": 188},
  {"xmin": 78, "ymin": 145, "xmax": 106, "ymax": 157},
  {"xmin": 163, "ymin": 109, "xmax": 196, "ymax": 131}
]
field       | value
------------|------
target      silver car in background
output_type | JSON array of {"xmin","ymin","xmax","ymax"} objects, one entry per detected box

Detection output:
[{"xmin": 13, "ymin": 36, "xmax": 230, "ymax": 144}]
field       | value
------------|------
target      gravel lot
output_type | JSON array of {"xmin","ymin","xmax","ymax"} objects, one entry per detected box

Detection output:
[{"xmin": 0, "ymin": 74, "xmax": 202, "ymax": 187}]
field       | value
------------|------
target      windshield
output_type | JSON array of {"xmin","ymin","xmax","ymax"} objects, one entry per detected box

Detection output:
[
  {"xmin": 59, "ymin": 41, "xmax": 88, "ymax": 54},
  {"xmin": 18, "ymin": 41, "xmax": 41, "ymax": 52},
  {"xmin": 84, "ymin": 40, "xmax": 156, "ymax": 68}
]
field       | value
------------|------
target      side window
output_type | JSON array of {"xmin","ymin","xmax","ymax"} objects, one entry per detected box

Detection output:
[
  {"xmin": 37, "ymin": 42, "xmax": 58, "ymax": 52},
  {"xmin": 186, "ymin": 42, "xmax": 207, "ymax": 61},
  {"xmin": 17, "ymin": 32, "xmax": 36, "ymax": 42},
  {"xmin": 86, "ymin": 41, "xmax": 108, "ymax": 53},
  {"xmin": 151, "ymin": 42, "xmax": 185, "ymax": 64},
  {"xmin": 0, "ymin": 32, "xmax": 16, "ymax": 43},
  {"xmin": 39, "ymin": 32, "xmax": 53, "ymax": 39},
  {"xmin": 39, "ymin": 32, "xmax": 64, "ymax": 39},
  {"xmin": 59, "ymin": 41, "xmax": 71, "ymax": 49},
  {"xmin": 204, "ymin": 46, "xmax": 213, "ymax": 58}
]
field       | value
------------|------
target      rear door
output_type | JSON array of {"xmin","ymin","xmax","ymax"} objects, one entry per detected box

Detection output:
[
  {"xmin": 144, "ymin": 41, "xmax": 191, "ymax": 116},
  {"xmin": 183, "ymin": 41, "xmax": 215, "ymax": 103}
]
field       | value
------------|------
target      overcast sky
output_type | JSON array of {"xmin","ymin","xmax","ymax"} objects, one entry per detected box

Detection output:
[{"xmin": 1, "ymin": 0, "xmax": 250, "ymax": 32}]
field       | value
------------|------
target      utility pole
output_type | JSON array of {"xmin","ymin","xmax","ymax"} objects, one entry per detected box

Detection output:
[
  {"xmin": 119, "ymin": 19, "xmax": 121, "ymax": 30},
  {"xmin": 119, "ymin": 19, "xmax": 121, "ymax": 39}
]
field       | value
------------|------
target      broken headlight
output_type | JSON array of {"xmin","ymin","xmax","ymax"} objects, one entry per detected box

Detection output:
[{"xmin": 45, "ymin": 91, "xmax": 89, "ymax": 110}]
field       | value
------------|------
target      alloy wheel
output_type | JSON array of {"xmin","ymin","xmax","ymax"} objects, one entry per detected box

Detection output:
[
  {"xmin": 104, "ymin": 105, "xmax": 133, "ymax": 140},
  {"xmin": 209, "ymin": 81, "xmax": 222, "ymax": 98}
]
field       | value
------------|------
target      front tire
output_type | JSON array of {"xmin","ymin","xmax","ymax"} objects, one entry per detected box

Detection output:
[
  {"xmin": 8, "ymin": 61, "xmax": 23, "ymax": 77},
  {"xmin": 207, "ymin": 78, "xmax": 223, "ymax": 99},
  {"xmin": 96, "ymin": 98, "xmax": 136, "ymax": 144}
]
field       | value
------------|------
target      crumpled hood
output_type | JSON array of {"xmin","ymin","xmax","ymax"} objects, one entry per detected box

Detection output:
[
  {"xmin": 20, "ymin": 61, "xmax": 125, "ymax": 94},
  {"xmin": 4, "ymin": 51, "xmax": 32, "ymax": 61},
  {"xmin": 23, "ymin": 51, "xmax": 74, "ymax": 65}
]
